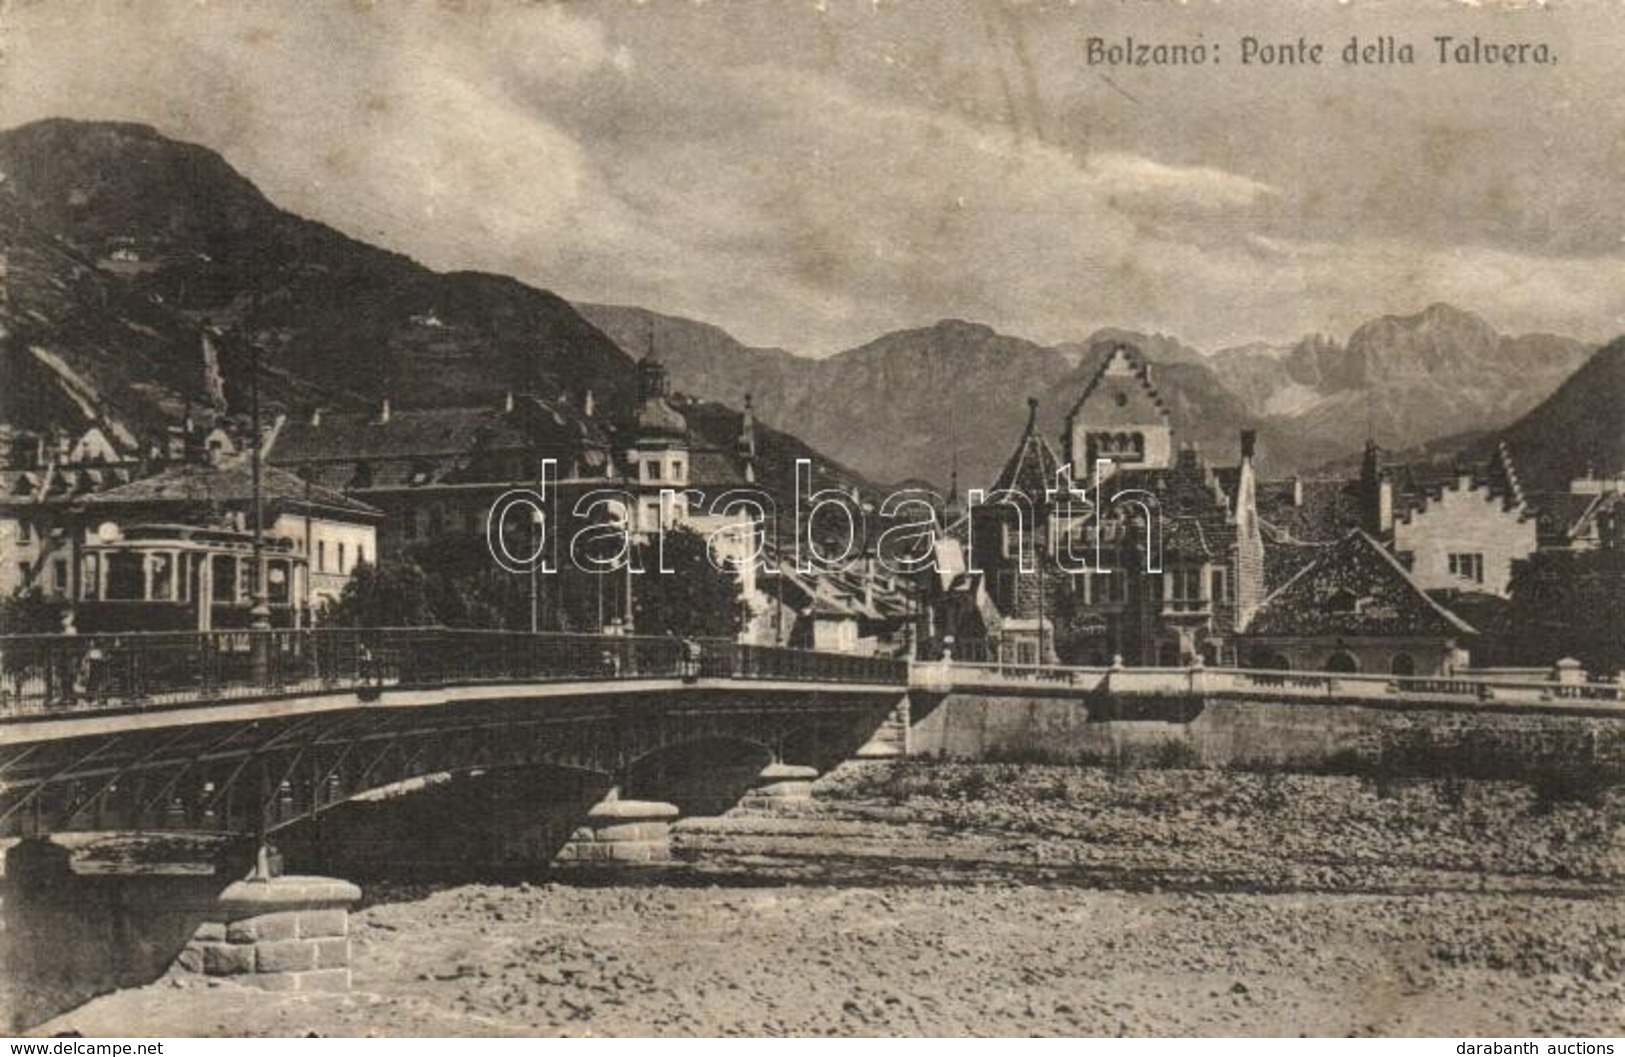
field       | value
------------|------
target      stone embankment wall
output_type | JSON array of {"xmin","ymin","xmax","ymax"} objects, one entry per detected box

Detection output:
[{"xmin": 909, "ymin": 689, "xmax": 1625, "ymax": 777}]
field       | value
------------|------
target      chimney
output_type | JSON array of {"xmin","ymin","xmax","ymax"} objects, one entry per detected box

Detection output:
[
  {"xmin": 1291, "ymin": 475, "xmax": 1303, "ymax": 508},
  {"xmin": 1239, "ymin": 429, "xmax": 1257, "ymax": 462},
  {"xmin": 1375, "ymin": 472, "xmax": 1393, "ymax": 535},
  {"xmin": 375, "ymin": 398, "xmax": 391, "ymax": 425},
  {"xmin": 1456, "ymin": 470, "xmax": 1473, "ymax": 492},
  {"xmin": 309, "ymin": 407, "xmax": 322, "ymax": 427},
  {"xmin": 583, "ymin": 390, "xmax": 595, "ymax": 418},
  {"xmin": 502, "ymin": 391, "xmax": 515, "ymax": 413}
]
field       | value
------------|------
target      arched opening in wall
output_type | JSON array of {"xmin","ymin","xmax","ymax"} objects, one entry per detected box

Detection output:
[
  {"xmin": 1326, "ymin": 651, "xmax": 1360, "ymax": 674},
  {"xmin": 1390, "ymin": 653, "xmax": 1417, "ymax": 677}
]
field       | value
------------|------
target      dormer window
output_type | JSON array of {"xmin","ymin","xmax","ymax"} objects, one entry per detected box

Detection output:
[{"xmin": 1323, "ymin": 586, "xmax": 1363, "ymax": 614}]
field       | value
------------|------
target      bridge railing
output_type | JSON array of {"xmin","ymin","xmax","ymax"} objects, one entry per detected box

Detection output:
[
  {"xmin": 918, "ymin": 660, "xmax": 1624, "ymax": 709},
  {"xmin": 0, "ymin": 628, "xmax": 909, "ymax": 717},
  {"xmin": 696, "ymin": 641, "xmax": 907, "ymax": 685},
  {"xmin": 0, "ymin": 628, "xmax": 391, "ymax": 716}
]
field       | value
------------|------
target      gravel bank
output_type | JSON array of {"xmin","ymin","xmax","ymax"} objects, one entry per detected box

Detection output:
[{"xmin": 34, "ymin": 762, "xmax": 1625, "ymax": 1036}]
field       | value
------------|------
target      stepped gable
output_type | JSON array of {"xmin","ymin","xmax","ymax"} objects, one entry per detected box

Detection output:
[
  {"xmin": 1387, "ymin": 446, "xmax": 1532, "ymax": 526},
  {"xmin": 1247, "ymin": 529, "xmax": 1477, "ymax": 639},
  {"xmin": 1064, "ymin": 343, "xmax": 1171, "ymax": 430}
]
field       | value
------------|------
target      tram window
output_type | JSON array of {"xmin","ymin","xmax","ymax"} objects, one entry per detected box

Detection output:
[
  {"xmin": 149, "ymin": 553, "xmax": 174, "ymax": 600},
  {"xmin": 212, "ymin": 555, "xmax": 237, "ymax": 603},
  {"xmin": 106, "ymin": 553, "xmax": 144, "ymax": 600},
  {"xmin": 267, "ymin": 562, "xmax": 290, "ymax": 604}
]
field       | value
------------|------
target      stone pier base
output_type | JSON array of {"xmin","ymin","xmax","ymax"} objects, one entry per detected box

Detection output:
[
  {"xmin": 742, "ymin": 762, "xmax": 818, "ymax": 805},
  {"xmin": 182, "ymin": 875, "xmax": 361, "ymax": 992},
  {"xmin": 556, "ymin": 794, "xmax": 679, "ymax": 866},
  {"xmin": 854, "ymin": 698, "xmax": 911, "ymax": 759}
]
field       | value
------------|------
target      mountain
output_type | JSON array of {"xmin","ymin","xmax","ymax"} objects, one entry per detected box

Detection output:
[
  {"xmin": 1468, "ymin": 339, "xmax": 1625, "ymax": 493},
  {"xmin": 0, "ymin": 119, "xmax": 636, "ymax": 439},
  {"xmin": 577, "ymin": 307, "xmax": 1268, "ymax": 489},
  {"xmin": 1213, "ymin": 305, "xmax": 1593, "ymax": 458}
]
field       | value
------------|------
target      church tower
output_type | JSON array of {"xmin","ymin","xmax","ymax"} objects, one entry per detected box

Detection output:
[{"xmin": 625, "ymin": 338, "xmax": 691, "ymax": 534}]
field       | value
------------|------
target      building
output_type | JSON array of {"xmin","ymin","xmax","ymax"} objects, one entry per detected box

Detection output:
[
  {"xmin": 1389, "ymin": 442, "xmax": 1536, "ymax": 598},
  {"xmin": 961, "ymin": 346, "xmax": 1265, "ymax": 667},
  {"xmin": 268, "ymin": 393, "xmax": 614, "ymax": 560},
  {"xmin": 1240, "ymin": 529, "xmax": 1477, "ymax": 676},
  {"xmin": 65, "ymin": 458, "xmax": 381, "ymax": 630}
]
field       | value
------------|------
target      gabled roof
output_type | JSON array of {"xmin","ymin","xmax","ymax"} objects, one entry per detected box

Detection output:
[
  {"xmin": 991, "ymin": 398, "xmax": 1062, "ymax": 500},
  {"xmin": 1064, "ymin": 343, "xmax": 1171, "ymax": 429},
  {"xmin": 1107, "ymin": 447, "xmax": 1239, "ymax": 557},
  {"xmin": 1257, "ymin": 478, "xmax": 1366, "ymax": 543},
  {"xmin": 1246, "ymin": 529, "xmax": 1476, "ymax": 639},
  {"xmin": 78, "ymin": 459, "xmax": 380, "ymax": 518},
  {"xmin": 1529, "ymin": 490, "xmax": 1603, "ymax": 544}
]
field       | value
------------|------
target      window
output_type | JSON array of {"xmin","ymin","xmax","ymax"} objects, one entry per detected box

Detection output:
[
  {"xmin": 267, "ymin": 562, "xmax": 290, "ymax": 605},
  {"xmin": 1448, "ymin": 552, "xmax": 1484, "ymax": 584},
  {"xmin": 80, "ymin": 554, "xmax": 99, "ymax": 599},
  {"xmin": 17, "ymin": 521, "xmax": 31, "ymax": 545},
  {"xmin": 148, "ymin": 554, "xmax": 173, "ymax": 600},
  {"xmin": 16, "ymin": 562, "xmax": 29, "ymax": 586},
  {"xmin": 1326, "ymin": 651, "xmax": 1359, "ymax": 674},
  {"xmin": 1390, "ymin": 653, "xmax": 1417, "ymax": 677},
  {"xmin": 317, "ymin": 540, "xmax": 327, "ymax": 572},
  {"xmin": 1170, "ymin": 567, "xmax": 1202, "ymax": 604},
  {"xmin": 1210, "ymin": 568, "xmax": 1229, "ymax": 604},
  {"xmin": 337, "ymin": 542, "xmax": 347, "ymax": 573},
  {"xmin": 644, "ymin": 459, "xmax": 661, "ymax": 482},
  {"xmin": 672, "ymin": 458, "xmax": 685, "ymax": 481},
  {"xmin": 212, "ymin": 555, "xmax": 237, "ymax": 603},
  {"xmin": 107, "ymin": 553, "xmax": 144, "ymax": 600},
  {"xmin": 356, "ymin": 544, "xmax": 366, "ymax": 567}
]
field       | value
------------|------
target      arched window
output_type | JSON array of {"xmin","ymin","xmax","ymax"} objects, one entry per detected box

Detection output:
[
  {"xmin": 1390, "ymin": 653, "xmax": 1417, "ymax": 677},
  {"xmin": 1326, "ymin": 651, "xmax": 1359, "ymax": 674}
]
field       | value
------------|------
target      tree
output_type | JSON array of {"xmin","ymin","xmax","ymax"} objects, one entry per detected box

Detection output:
[
  {"xmin": 317, "ymin": 560, "xmax": 437, "ymax": 628},
  {"xmin": 631, "ymin": 525, "xmax": 745, "ymax": 639},
  {"xmin": 1506, "ymin": 547, "xmax": 1625, "ymax": 676},
  {"xmin": 0, "ymin": 587, "xmax": 63, "ymax": 635}
]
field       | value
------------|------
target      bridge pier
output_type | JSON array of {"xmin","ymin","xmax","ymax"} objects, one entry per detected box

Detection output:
[
  {"xmin": 853, "ymin": 697, "xmax": 911, "ymax": 759},
  {"xmin": 182, "ymin": 874, "xmax": 362, "ymax": 992},
  {"xmin": 741, "ymin": 762, "xmax": 819, "ymax": 806},
  {"xmin": 555, "ymin": 788, "xmax": 680, "ymax": 867}
]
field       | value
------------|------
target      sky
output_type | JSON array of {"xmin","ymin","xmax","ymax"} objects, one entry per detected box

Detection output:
[{"xmin": 3, "ymin": 0, "xmax": 1624, "ymax": 355}]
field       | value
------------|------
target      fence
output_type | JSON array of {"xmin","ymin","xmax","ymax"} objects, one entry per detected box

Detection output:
[
  {"xmin": 913, "ymin": 659, "xmax": 1624, "ymax": 709},
  {"xmin": 0, "ymin": 628, "xmax": 909, "ymax": 717}
]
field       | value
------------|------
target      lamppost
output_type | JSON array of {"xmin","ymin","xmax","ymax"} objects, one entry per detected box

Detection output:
[
  {"xmin": 530, "ymin": 506, "xmax": 545, "ymax": 633},
  {"xmin": 248, "ymin": 339, "xmax": 271, "ymax": 684}
]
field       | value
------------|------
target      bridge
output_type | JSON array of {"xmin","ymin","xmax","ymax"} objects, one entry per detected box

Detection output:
[
  {"xmin": 0, "ymin": 630, "xmax": 1621, "ymax": 1011},
  {"xmin": 0, "ymin": 628, "xmax": 907, "ymax": 840}
]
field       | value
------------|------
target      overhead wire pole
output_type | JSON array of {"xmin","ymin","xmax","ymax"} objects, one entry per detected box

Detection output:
[{"xmin": 248, "ymin": 337, "xmax": 272, "ymax": 688}]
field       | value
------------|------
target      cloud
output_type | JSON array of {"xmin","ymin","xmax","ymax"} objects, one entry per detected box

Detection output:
[{"xmin": 2, "ymin": 2, "xmax": 1623, "ymax": 355}]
